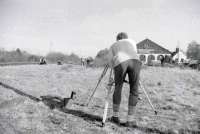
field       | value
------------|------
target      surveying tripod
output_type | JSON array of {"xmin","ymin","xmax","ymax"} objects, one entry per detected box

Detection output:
[{"xmin": 85, "ymin": 65, "xmax": 157, "ymax": 127}]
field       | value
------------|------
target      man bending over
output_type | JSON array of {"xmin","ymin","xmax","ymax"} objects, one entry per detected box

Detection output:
[{"xmin": 107, "ymin": 32, "xmax": 142, "ymax": 127}]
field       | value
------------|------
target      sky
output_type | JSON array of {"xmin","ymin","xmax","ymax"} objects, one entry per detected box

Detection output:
[{"xmin": 0, "ymin": 0, "xmax": 200, "ymax": 57}]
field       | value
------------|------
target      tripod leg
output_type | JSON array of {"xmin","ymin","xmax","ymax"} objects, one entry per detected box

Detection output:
[
  {"xmin": 139, "ymin": 81, "xmax": 158, "ymax": 115},
  {"xmin": 102, "ymin": 69, "xmax": 113, "ymax": 126},
  {"xmin": 102, "ymin": 92, "xmax": 111, "ymax": 127},
  {"xmin": 85, "ymin": 65, "xmax": 109, "ymax": 106}
]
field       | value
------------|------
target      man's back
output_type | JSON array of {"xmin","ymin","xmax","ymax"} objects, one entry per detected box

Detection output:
[{"xmin": 110, "ymin": 39, "xmax": 139, "ymax": 67}]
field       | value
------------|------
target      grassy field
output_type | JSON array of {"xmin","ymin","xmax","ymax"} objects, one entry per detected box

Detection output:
[{"xmin": 0, "ymin": 64, "xmax": 200, "ymax": 134}]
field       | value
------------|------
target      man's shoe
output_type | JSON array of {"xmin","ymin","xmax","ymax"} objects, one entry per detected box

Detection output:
[
  {"xmin": 110, "ymin": 116, "xmax": 120, "ymax": 125},
  {"xmin": 125, "ymin": 121, "xmax": 137, "ymax": 128}
]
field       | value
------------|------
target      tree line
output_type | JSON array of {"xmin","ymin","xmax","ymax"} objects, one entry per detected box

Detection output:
[
  {"xmin": 0, "ymin": 48, "xmax": 81, "ymax": 64},
  {"xmin": 0, "ymin": 40, "xmax": 199, "ymax": 66}
]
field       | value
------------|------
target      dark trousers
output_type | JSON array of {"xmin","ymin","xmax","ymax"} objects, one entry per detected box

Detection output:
[{"xmin": 113, "ymin": 59, "xmax": 141, "ymax": 108}]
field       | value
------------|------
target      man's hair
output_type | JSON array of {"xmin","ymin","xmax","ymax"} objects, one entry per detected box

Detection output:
[{"xmin": 116, "ymin": 32, "xmax": 128, "ymax": 41}]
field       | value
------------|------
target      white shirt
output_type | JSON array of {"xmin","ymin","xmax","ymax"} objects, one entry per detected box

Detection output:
[{"xmin": 107, "ymin": 39, "xmax": 139, "ymax": 67}]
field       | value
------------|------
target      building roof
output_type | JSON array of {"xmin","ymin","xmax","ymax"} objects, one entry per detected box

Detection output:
[{"xmin": 137, "ymin": 38, "xmax": 172, "ymax": 54}]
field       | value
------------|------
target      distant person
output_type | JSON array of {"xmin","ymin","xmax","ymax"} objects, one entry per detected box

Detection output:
[
  {"xmin": 107, "ymin": 32, "xmax": 142, "ymax": 127},
  {"xmin": 86, "ymin": 58, "xmax": 90, "ymax": 67},
  {"xmin": 160, "ymin": 55, "xmax": 165, "ymax": 66},
  {"xmin": 39, "ymin": 57, "xmax": 47, "ymax": 65},
  {"xmin": 81, "ymin": 58, "xmax": 85, "ymax": 67},
  {"xmin": 86, "ymin": 57, "xmax": 94, "ymax": 68}
]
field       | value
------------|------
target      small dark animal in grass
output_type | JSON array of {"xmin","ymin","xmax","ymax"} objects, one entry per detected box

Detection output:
[
  {"xmin": 40, "ymin": 91, "xmax": 76, "ymax": 109},
  {"xmin": 57, "ymin": 60, "xmax": 62, "ymax": 65},
  {"xmin": 157, "ymin": 82, "xmax": 162, "ymax": 86}
]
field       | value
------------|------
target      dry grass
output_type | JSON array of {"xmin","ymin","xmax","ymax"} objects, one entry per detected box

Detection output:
[{"xmin": 0, "ymin": 64, "xmax": 199, "ymax": 134}]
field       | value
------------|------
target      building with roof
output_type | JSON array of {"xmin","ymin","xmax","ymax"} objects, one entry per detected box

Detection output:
[{"xmin": 137, "ymin": 38, "xmax": 172, "ymax": 64}]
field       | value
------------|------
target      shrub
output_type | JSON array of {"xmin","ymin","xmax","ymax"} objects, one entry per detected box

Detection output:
[
  {"xmin": 187, "ymin": 41, "xmax": 200, "ymax": 60},
  {"xmin": 94, "ymin": 48, "xmax": 109, "ymax": 66},
  {"xmin": 46, "ymin": 52, "xmax": 66, "ymax": 63},
  {"xmin": 46, "ymin": 52, "xmax": 80, "ymax": 64}
]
